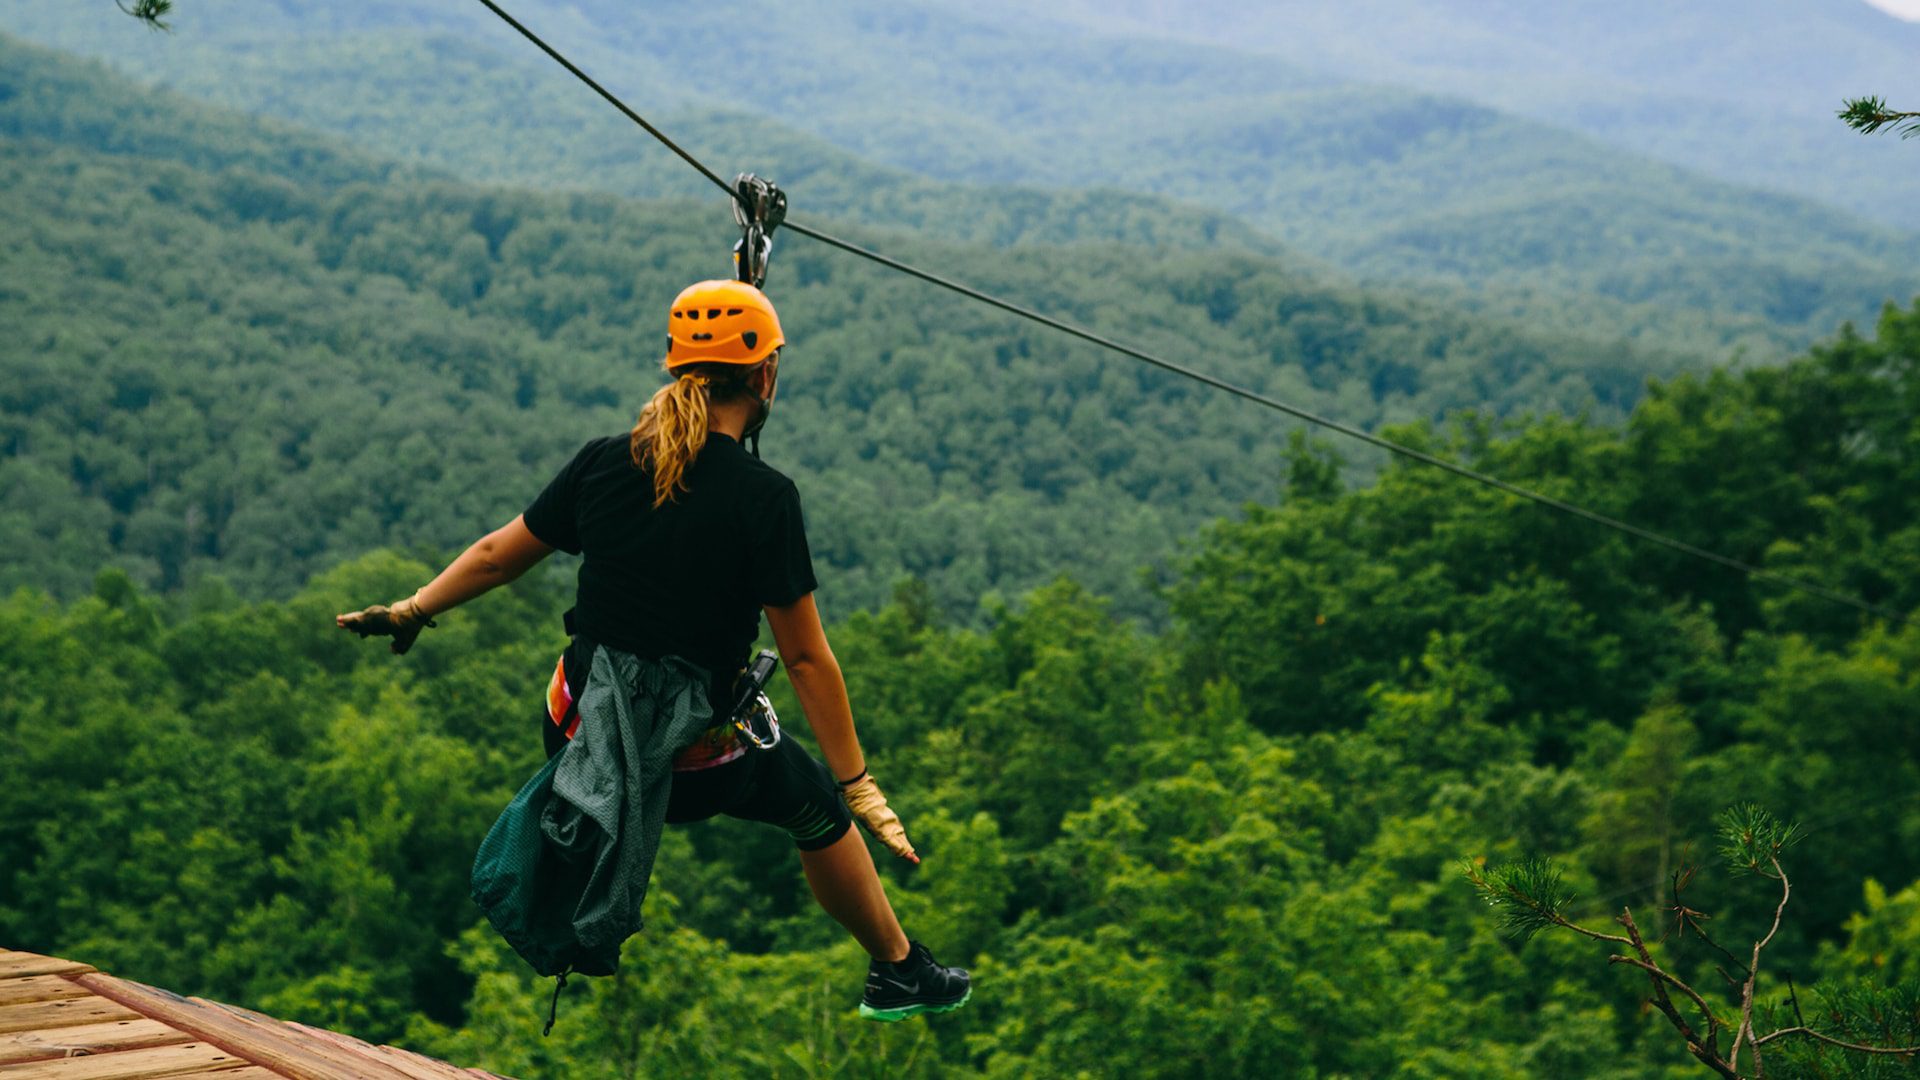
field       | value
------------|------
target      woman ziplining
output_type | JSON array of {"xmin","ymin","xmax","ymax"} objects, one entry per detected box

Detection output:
[{"xmin": 334, "ymin": 276, "xmax": 972, "ymax": 1026}]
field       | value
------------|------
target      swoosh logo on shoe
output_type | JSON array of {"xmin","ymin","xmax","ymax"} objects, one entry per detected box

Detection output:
[{"xmin": 881, "ymin": 976, "xmax": 921, "ymax": 994}]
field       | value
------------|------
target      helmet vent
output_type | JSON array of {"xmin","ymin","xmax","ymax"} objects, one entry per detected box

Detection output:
[
  {"xmin": 666, "ymin": 337, "xmax": 674, "ymax": 353},
  {"xmin": 707, "ymin": 308, "xmax": 721, "ymax": 319},
  {"xmin": 673, "ymin": 310, "xmax": 684, "ymax": 319},
  {"xmin": 742, "ymin": 331, "xmax": 758, "ymax": 351},
  {"xmin": 686, "ymin": 309, "xmax": 699, "ymax": 320},
  {"xmin": 727, "ymin": 308, "xmax": 743, "ymax": 316},
  {"xmin": 692, "ymin": 332, "xmax": 714, "ymax": 341}
]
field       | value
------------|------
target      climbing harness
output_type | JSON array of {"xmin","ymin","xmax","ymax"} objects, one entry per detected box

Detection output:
[
  {"xmin": 726, "ymin": 648, "xmax": 783, "ymax": 751},
  {"xmin": 731, "ymin": 173, "xmax": 786, "ymax": 290}
]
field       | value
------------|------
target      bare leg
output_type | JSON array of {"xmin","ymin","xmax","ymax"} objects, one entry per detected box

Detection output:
[{"xmin": 799, "ymin": 828, "xmax": 910, "ymax": 962}]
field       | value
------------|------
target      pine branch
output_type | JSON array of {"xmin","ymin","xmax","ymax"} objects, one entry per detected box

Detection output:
[
  {"xmin": 1464, "ymin": 857, "xmax": 1627, "ymax": 944},
  {"xmin": 115, "ymin": 0, "xmax": 173, "ymax": 30},
  {"xmin": 1839, "ymin": 95, "xmax": 1920, "ymax": 139},
  {"xmin": 1718, "ymin": 804, "xmax": 1801, "ymax": 877},
  {"xmin": 1473, "ymin": 807, "xmax": 1920, "ymax": 1077}
]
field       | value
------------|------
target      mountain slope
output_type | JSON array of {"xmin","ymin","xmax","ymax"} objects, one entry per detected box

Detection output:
[
  {"xmin": 11, "ymin": 0, "xmax": 1916, "ymax": 358},
  {"xmin": 0, "ymin": 39, "xmax": 1686, "ymax": 614},
  {"xmin": 0, "ymin": 25, "xmax": 1251, "ymax": 255}
]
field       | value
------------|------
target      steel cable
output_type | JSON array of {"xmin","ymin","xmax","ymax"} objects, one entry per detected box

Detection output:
[{"xmin": 471, "ymin": 0, "xmax": 1910, "ymax": 627}]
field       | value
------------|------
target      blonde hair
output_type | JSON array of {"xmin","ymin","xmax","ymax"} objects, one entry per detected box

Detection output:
[{"xmin": 629, "ymin": 363, "xmax": 759, "ymax": 506}]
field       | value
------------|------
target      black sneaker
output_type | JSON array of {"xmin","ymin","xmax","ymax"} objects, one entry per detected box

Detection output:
[{"xmin": 859, "ymin": 940, "xmax": 972, "ymax": 1021}]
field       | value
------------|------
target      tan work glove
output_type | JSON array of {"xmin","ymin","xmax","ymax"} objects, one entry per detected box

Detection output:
[
  {"xmin": 336, "ymin": 593, "xmax": 436, "ymax": 655},
  {"xmin": 840, "ymin": 771, "xmax": 918, "ymax": 864}
]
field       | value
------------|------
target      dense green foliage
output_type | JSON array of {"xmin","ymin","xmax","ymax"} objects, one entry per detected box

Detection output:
[
  {"xmin": 12, "ymin": 3, "xmax": 1918, "ymax": 358},
  {"xmin": 3, "ymin": 305, "xmax": 1918, "ymax": 1076},
  {"xmin": 0, "ymin": 36, "xmax": 1689, "ymax": 617}
]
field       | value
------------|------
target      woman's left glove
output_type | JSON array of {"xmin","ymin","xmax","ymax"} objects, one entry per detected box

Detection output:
[
  {"xmin": 336, "ymin": 594, "xmax": 436, "ymax": 655},
  {"xmin": 840, "ymin": 771, "xmax": 918, "ymax": 864}
]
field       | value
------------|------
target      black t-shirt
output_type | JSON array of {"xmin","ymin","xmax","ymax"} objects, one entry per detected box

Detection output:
[{"xmin": 522, "ymin": 433, "xmax": 817, "ymax": 684}]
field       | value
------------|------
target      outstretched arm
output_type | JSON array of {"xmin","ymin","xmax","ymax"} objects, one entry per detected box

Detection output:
[
  {"xmin": 337, "ymin": 515, "xmax": 553, "ymax": 653},
  {"xmin": 766, "ymin": 593, "xmax": 917, "ymax": 863},
  {"xmin": 406, "ymin": 514, "xmax": 554, "ymax": 616},
  {"xmin": 766, "ymin": 593, "xmax": 862, "ymax": 778}
]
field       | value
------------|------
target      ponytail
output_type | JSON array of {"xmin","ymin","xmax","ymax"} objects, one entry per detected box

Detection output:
[
  {"xmin": 631, "ymin": 373, "xmax": 712, "ymax": 507},
  {"xmin": 629, "ymin": 363, "xmax": 761, "ymax": 506}
]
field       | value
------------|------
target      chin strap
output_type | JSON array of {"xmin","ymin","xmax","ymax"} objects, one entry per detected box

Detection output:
[{"xmin": 743, "ymin": 394, "xmax": 771, "ymax": 459}]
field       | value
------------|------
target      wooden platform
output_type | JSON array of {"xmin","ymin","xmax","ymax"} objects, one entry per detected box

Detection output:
[{"xmin": 0, "ymin": 950, "xmax": 511, "ymax": 1080}]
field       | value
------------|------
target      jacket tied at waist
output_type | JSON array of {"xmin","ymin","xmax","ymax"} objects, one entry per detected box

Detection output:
[{"xmin": 471, "ymin": 642, "xmax": 711, "ymax": 977}]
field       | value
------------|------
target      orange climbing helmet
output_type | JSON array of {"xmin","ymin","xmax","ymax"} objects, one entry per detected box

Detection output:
[{"xmin": 665, "ymin": 279, "xmax": 785, "ymax": 371}]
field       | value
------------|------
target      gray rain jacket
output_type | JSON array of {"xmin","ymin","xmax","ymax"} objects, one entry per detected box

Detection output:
[{"xmin": 470, "ymin": 642, "xmax": 711, "ymax": 976}]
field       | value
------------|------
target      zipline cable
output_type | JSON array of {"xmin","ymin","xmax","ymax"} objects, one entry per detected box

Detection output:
[
  {"xmin": 782, "ymin": 219, "xmax": 1907, "ymax": 626},
  {"xmin": 473, "ymin": 0, "xmax": 738, "ymax": 199},
  {"xmin": 470, "ymin": 0, "xmax": 1910, "ymax": 628}
]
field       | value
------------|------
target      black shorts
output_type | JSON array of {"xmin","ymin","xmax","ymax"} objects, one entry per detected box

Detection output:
[{"xmin": 541, "ymin": 707, "xmax": 853, "ymax": 852}]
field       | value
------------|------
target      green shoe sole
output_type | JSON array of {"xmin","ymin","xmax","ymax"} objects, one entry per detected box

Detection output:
[{"xmin": 858, "ymin": 988, "xmax": 972, "ymax": 1022}]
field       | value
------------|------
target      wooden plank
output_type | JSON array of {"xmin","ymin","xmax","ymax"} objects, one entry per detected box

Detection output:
[
  {"xmin": 282, "ymin": 1029, "xmax": 468, "ymax": 1080},
  {"xmin": 69, "ymin": 978, "xmax": 404, "ymax": 1080},
  {"xmin": 0, "ymin": 1041, "xmax": 247, "ymax": 1079},
  {"xmin": 0, "ymin": 1000, "xmax": 143, "ymax": 1037},
  {"xmin": 0, "ymin": 957, "xmax": 94, "ymax": 981},
  {"xmin": 0, "ymin": 1021, "xmax": 189, "ymax": 1066},
  {"xmin": 366, "ymin": 1046, "xmax": 482, "ymax": 1080},
  {"xmin": 0, "ymin": 980, "xmax": 91, "ymax": 1009},
  {"xmin": 169, "ymin": 1070, "xmax": 281, "ymax": 1079}
]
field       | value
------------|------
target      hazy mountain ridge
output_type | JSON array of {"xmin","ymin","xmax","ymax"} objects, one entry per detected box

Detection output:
[
  {"xmin": 990, "ymin": 0, "xmax": 1920, "ymax": 230},
  {"xmin": 0, "ymin": 28, "xmax": 1260, "ymax": 256},
  {"xmin": 9, "ymin": 0, "xmax": 1915, "ymax": 359}
]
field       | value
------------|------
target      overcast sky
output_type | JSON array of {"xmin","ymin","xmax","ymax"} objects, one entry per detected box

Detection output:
[{"xmin": 1865, "ymin": 0, "xmax": 1920, "ymax": 19}]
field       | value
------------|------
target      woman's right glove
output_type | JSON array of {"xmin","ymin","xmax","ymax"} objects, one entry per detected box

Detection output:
[
  {"xmin": 336, "ymin": 594, "xmax": 436, "ymax": 655},
  {"xmin": 840, "ymin": 771, "xmax": 918, "ymax": 864}
]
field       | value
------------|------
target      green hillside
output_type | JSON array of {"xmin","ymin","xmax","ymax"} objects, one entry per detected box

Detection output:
[
  {"xmin": 15, "ymin": 0, "xmax": 1917, "ymax": 357},
  {"xmin": 1, "ymin": 39, "xmax": 1687, "ymax": 618}
]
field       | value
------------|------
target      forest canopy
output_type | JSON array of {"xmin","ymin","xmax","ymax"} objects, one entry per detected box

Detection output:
[{"xmin": 3, "ymin": 301, "xmax": 1917, "ymax": 1075}]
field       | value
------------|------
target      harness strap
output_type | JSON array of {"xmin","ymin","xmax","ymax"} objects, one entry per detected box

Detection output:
[{"xmin": 543, "ymin": 969, "xmax": 569, "ymax": 1036}]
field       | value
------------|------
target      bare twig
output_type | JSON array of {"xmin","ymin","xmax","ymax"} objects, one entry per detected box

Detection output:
[
  {"xmin": 1609, "ymin": 956, "xmax": 1729, "ymax": 1039},
  {"xmin": 1555, "ymin": 917, "xmax": 1633, "ymax": 947},
  {"xmin": 1669, "ymin": 867, "xmax": 1750, "ymax": 977},
  {"xmin": 1612, "ymin": 909, "xmax": 1735, "ymax": 1078},
  {"xmin": 1731, "ymin": 859, "xmax": 1792, "ymax": 1077},
  {"xmin": 1753, "ymin": 1027, "xmax": 1920, "ymax": 1055}
]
